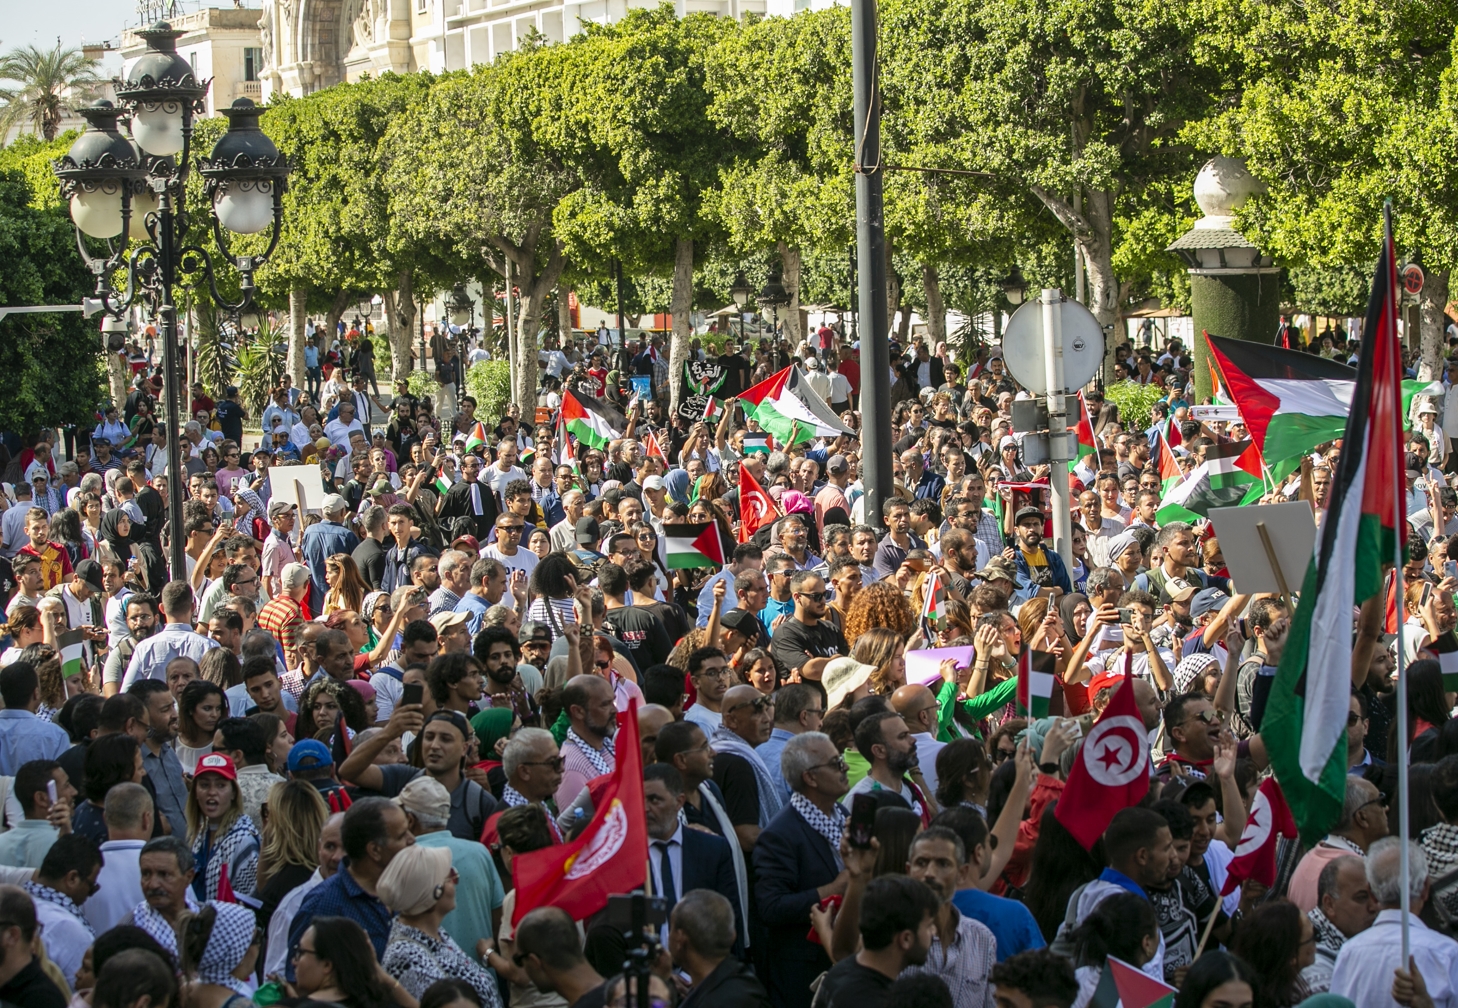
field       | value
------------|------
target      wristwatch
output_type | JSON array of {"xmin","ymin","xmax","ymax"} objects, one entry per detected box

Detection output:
[{"xmin": 1038, "ymin": 761, "xmax": 1060, "ymax": 775}]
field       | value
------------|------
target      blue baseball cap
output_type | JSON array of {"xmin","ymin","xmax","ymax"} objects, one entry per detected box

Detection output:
[{"xmin": 287, "ymin": 738, "xmax": 334, "ymax": 772}]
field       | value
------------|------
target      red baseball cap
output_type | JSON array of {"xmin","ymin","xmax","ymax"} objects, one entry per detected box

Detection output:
[
  {"xmin": 194, "ymin": 752, "xmax": 238, "ymax": 782},
  {"xmin": 451, "ymin": 535, "xmax": 481, "ymax": 553},
  {"xmin": 1086, "ymin": 669, "xmax": 1125, "ymax": 702}
]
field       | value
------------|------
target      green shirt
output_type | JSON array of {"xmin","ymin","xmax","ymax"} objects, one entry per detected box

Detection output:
[
  {"xmin": 936, "ymin": 677, "xmax": 1018, "ymax": 742},
  {"xmin": 415, "ymin": 829, "xmax": 506, "ymax": 954}
]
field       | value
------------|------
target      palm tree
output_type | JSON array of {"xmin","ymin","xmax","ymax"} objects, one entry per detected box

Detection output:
[{"xmin": 0, "ymin": 44, "xmax": 104, "ymax": 142}]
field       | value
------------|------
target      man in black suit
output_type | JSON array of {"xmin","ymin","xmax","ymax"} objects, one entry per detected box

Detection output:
[
  {"xmin": 644, "ymin": 763, "xmax": 743, "ymax": 953},
  {"xmin": 672, "ymin": 890, "xmax": 770, "ymax": 1008},
  {"xmin": 436, "ymin": 453, "xmax": 500, "ymax": 542},
  {"xmin": 752, "ymin": 731, "xmax": 851, "ymax": 1008}
]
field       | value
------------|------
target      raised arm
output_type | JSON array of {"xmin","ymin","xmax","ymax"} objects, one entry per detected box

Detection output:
[{"xmin": 338, "ymin": 702, "xmax": 423, "ymax": 791}]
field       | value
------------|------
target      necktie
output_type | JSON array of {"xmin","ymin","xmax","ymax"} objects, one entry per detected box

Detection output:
[{"xmin": 654, "ymin": 840, "xmax": 676, "ymax": 907}]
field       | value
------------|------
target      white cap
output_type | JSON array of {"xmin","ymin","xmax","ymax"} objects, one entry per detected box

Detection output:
[{"xmin": 321, "ymin": 493, "xmax": 349, "ymax": 514}]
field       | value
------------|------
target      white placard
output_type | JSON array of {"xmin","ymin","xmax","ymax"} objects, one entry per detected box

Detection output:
[
  {"xmin": 1207, "ymin": 501, "xmax": 1317, "ymax": 596},
  {"xmin": 267, "ymin": 463, "xmax": 327, "ymax": 515}
]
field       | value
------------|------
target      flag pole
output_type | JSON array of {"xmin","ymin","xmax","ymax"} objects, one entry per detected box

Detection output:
[{"xmin": 1385, "ymin": 200, "xmax": 1412, "ymax": 964}]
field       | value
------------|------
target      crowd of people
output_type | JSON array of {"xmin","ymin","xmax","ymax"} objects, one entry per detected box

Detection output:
[{"xmin": 0, "ymin": 323, "xmax": 1451, "ymax": 1008}]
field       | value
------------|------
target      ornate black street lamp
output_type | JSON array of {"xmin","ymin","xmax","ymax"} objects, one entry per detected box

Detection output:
[
  {"xmin": 54, "ymin": 21, "xmax": 290, "ymax": 576},
  {"xmin": 758, "ymin": 270, "xmax": 791, "ymax": 343}
]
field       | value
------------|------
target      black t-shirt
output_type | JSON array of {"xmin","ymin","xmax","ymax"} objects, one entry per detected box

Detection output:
[
  {"xmin": 718, "ymin": 353, "xmax": 752, "ymax": 399},
  {"xmin": 769, "ymin": 617, "xmax": 849, "ymax": 679},
  {"xmin": 571, "ymin": 982, "xmax": 609, "ymax": 1008},
  {"xmin": 712, "ymin": 752, "xmax": 762, "ymax": 828},
  {"xmin": 813, "ymin": 958, "xmax": 893, "ymax": 1008},
  {"xmin": 215, "ymin": 399, "xmax": 245, "ymax": 443},
  {"xmin": 603, "ymin": 605, "xmax": 674, "ymax": 668},
  {"xmin": 639, "ymin": 598, "xmax": 689, "ymax": 644}
]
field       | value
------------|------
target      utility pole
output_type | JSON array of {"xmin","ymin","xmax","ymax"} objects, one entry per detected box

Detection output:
[{"xmin": 852, "ymin": 0, "xmax": 892, "ymax": 533}]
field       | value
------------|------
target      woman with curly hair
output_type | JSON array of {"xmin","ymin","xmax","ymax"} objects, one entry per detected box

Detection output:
[
  {"xmin": 843, "ymin": 581, "xmax": 917, "ymax": 643},
  {"xmin": 852, "ymin": 627, "xmax": 908, "ymax": 695},
  {"xmin": 323, "ymin": 553, "xmax": 370, "ymax": 615},
  {"xmin": 296, "ymin": 678, "xmax": 370, "ymax": 742}
]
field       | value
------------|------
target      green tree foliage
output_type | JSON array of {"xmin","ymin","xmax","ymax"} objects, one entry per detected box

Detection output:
[{"xmin": 0, "ymin": 150, "xmax": 103, "ymax": 432}]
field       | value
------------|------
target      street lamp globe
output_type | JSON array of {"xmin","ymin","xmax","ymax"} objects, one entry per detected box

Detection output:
[
  {"xmin": 447, "ymin": 284, "xmax": 473, "ymax": 326},
  {"xmin": 55, "ymin": 101, "xmax": 145, "ymax": 240},
  {"xmin": 199, "ymin": 98, "xmax": 289, "ymax": 234},
  {"xmin": 758, "ymin": 271, "xmax": 790, "ymax": 308},
  {"xmin": 1000, "ymin": 265, "xmax": 1028, "ymax": 307},
  {"xmin": 730, "ymin": 270, "xmax": 752, "ymax": 308},
  {"xmin": 114, "ymin": 23, "xmax": 207, "ymax": 158}
]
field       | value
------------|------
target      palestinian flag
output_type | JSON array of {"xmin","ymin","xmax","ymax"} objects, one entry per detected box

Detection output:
[
  {"xmin": 1433, "ymin": 632, "xmax": 1458, "ymax": 691},
  {"xmin": 1166, "ymin": 414, "xmax": 1183, "ymax": 451},
  {"xmin": 1089, "ymin": 956, "xmax": 1177, "ymax": 1008},
  {"xmin": 561, "ymin": 391, "xmax": 625, "ymax": 451},
  {"xmin": 738, "ymin": 365, "xmax": 854, "ymax": 447},
  {"xmin": 1209, "ymin": 356, "xmax": 1233, "ymax": 407},
  {"xmin": 520, "ymin": 445, "xmax": 536, "ymax": 466},
  {"xmin": 433, "ymin": 469, "xmax": 454, "ymax": 496},
  {"xmin": 1015, "ymin": 649, "xmax": 1056, "ymax": 720},
  {"xmin": 921, "ymin": 571, "xmax": 947, "ymax": 623},
  {"xmin": 1206, "ymin": 332, "xmax": 1441, "ymax": 481},
  {"xmin": 58, "ymin": 629, "xmax": 86, "ymax": 679},
  {"xmin": 702, "ymin": 397, "xmax": 725, "ymax": 423},
  {"xmin": 1068, "ymin": 392, "xmax": 1096, "ymax": 473},
  {"xmin": 1155, "ymin": 440, "xmax": 1258, "ymax": 524},
  {"xmin": 742, "ymin": 432, "xmax": 771, "ymax": 456},
  {"xmin": 659, "ymin": 522, "xmax": 727, "ymax": 569},
  {"xmin": 1153, "ymin": 430, "xmax": 1182, "ymax": 493},
  {"xmin": 1266, "ymin": 214, "xmax": 1405, "ymax": 846},
  {"xmin": 463, "ymin": 421, "xmax": 489, "ymax": 453}
]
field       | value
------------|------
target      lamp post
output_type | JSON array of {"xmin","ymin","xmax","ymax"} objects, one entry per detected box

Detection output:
[
  {"xmin": 447, "ymin": 283, "xmax": 474, "ymax": 328},
  {"xmin": 54, "ymin": 21, "xmax": 290, "ymax": 578},
  {"xmin": 729, "ymin": 271, "xmax": 752, "ymax": 340},
  {"xmin": 995, "ymin": 265, "xmax": 1028, "ymax": 344},
  {"xmin": 758, "ymin": 270, "xmax": 790, "ymax": 345}
]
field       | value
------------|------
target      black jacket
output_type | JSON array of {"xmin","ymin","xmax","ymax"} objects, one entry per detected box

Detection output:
[{"xmin": 682, "ymin": 956, "xmax": 771, "ymax": 1008}]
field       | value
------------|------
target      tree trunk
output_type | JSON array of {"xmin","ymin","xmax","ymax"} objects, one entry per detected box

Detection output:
[
  {"xmin": 922, "ymin": 263, "xmax": 946, "ymax": 349},
  {"xmin": 1030, "ymin": 184, "xmax": 1121, "ymax": 379},
  {"xmin": 778, "ymin": 242, "xmax": 803, "ymax": 349},
  {"xmin": 323, "ymin": 291, "xmax": 353, "ymax": 354},
  {"xmin": 1420, "ymin": 268, "xmax": 1450, "ymax": 383},
  {"xmin": 507, "ymin": 242, "xmax": 566, "ymax": 411},
  {"xmin": 895, "ymin": 300, "xmax": 912, "ymax": 343},
  {"xmin": 670, "ymin": 237, "xmax": 694, "ymax": 414},
  {"xmin": 105, "ymin": 342, "xmax": 129, "ymax": 409},
  {"xmin": 557, "ymin": 282, "xmax": 574, "ymax": 345},
  {"xmin": 287, "ymin": 288, "xmax": 308, "ymax": 390},
  {"xmin": 382, "ymin": 271, "xmax": 417, "ymax": 381}
]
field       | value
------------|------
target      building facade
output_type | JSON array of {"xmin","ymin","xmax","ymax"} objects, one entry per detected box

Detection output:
[{"xmin": 120, "ymin": 7, "xmax": 267, "ymax": 117}]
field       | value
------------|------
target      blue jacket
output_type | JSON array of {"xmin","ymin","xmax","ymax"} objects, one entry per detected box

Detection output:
[
  {"xmin": 300, "ymin": 520, "xmax": 361, "ymax": 614},
  {"xmin": 1012, "ymin": 544, "xmax": 1072, "ymax": 597},
  {"xmin": 678, "ymin": 828, "xmax": 745, "ymax": 958},
  {"xmin": 753, "ymin": 804, "xmax": 841, "ymax": 1008},
  {"xmin": 539, "ymin": 489, "xmax": 566, "ymax": 529}
]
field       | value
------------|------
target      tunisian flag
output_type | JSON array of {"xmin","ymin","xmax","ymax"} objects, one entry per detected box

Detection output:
[
  {"xmin": 510, "ymin": 700, "xmax": 647, "ymax": 925},
  {"xmin": 1219, "ymin": 777, "xmax": 1297, "ymax": 895},
  {"xmin": 737, "ymin": 465, "xmax": 778, "ymax": 543},
  {"xmin": 1055, "ymin": 679, "xmax": 1150, "ymax": 850}
]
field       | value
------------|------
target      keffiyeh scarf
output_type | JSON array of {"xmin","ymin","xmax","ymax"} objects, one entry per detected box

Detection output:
[
  {"xmin": 710, "ymin": 726, "xmax": 784, "ymax": 829},
  {"xmin": 196, "ymin": 900, "xmax": 257, "ymax": 996},
  {"xmin": 24, "ymin": 881, "xmax": 92, "ymax": 936},
  {"xmin": 791, "ymin": 793, "xmax": 849, "ymax": 871},
  {"xmin": 132, "ymin": 890, "xmax": 201, "ymax": 954},
  {"xmin": 566, "ymin": 727, "xmax": 615, "ymax": 777}
]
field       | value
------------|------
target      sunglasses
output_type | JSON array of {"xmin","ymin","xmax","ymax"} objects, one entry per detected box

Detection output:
[
  {"xmin": 727, "ymin": 696, "xmax": 774, "ymax": 715},
  {"xmin": 795, "ymin": 591, "xmax": 828, "ymax": 602},
  {"xmin": 806, "ymin": 756, "xmax": 848, "ymax": 773},
  {"xmin": 1348, "ymin": 711, "xmax": 1363, "ymax": 726}
]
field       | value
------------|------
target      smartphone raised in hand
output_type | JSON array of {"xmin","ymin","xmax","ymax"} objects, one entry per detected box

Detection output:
[
  {"xmin": 848, "ymin": 793, "xmax": 877, "ymax": 850},
  {"xmin": 401, "ymin": 682, "xmax": 425, "ymax": 708}
]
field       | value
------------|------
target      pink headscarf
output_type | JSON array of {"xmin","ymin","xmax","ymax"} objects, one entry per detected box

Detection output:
[{"xmin": 781, "ymin": 489, "xmax": 813, "ymax": 515}]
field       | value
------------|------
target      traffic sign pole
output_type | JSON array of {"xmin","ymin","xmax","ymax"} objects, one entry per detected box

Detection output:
[{"xmin": 1042, "ymin": 289, "xmax": 1073, "ymax": 571}]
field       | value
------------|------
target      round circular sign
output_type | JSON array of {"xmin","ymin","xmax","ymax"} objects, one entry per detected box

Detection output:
[
  {"xmin": 1082, "ymin": 714, "xmax": 1148, "ymax": 787},
  {"xmin": 1002, "ymin": 298, "xmax": 1106, "ymax": 395},
  {"xmin": 1403, "ymin": 263, "xmax": 1426, "ymax": 296}
]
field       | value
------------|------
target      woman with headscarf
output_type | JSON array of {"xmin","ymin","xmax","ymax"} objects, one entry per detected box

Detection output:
[
  {"xmin": 100, "ymin": 508, "xmax": 167, "ymax": 593},
  {"xmin": 664, "ymin": 468, "xmax": 692, "ymax": 508},
  {"xmin": 178, "ymin": 901, "xmax": 262, "ymax": 1008},
  {"xmin": 379, "ymin": 846, "xmax": 504, "ymax": 1006},
  {"xmin": 1107, "ymin": 530, "xmax": 1144, "ymax": 583}
]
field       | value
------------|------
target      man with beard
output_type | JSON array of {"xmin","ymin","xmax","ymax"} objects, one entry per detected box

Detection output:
[
  {"xmin": 844, "ymin": 709, "xmax": 936, "ymax": 824},
  {"xmin": 338, "ymin": 705, "xmax": 498, "ymax": 842},
  {"xmin": 126, "ymin": 680, "xmax": 189, "ymax": 836},
  {"xmin": 554, "ymin": 674, "xmax": 616, "ymax": 811},
  {"xmin": 898, "ymin": 827, "xmax": 997, "ymax": 1006},
  {"xmin": 103, "ymin": 592, "xmax": 158, "ymax": 696},
  {"xmin": 475, "ymin": 626, "xmax": 540, "ymax": 726},
  {"xmin": 815, "ymin": 875, "xmax": 940, "ymax": 1008}
]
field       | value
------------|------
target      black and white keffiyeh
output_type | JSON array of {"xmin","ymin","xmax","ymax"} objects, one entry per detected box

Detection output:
[
  {"xmin": 24, "ymin": 881, "xmax": 92, "ymax": 936},
  {"xmin": 195, "ymin": 900, "xmax": 257, "ymax": 996},
  {"xmin": 501, "ymin": 785, "xmax": 563, "ymax": 842},
  {"xmin": 131, "ymin": 890, "xmax": 201, "ymax": 954},
  {"xmin": 790, "ymin": 793, "xmax": 848, "ymax": 870},
  {"xmin": 566, "ymin": 727, "xmax": 615, "ymax": 777}
]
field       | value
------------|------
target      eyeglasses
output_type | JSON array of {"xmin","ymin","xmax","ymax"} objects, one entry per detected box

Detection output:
[
  {"xmin": 696, "ymin": 667, "xmax": 731, "ymax": 680},
  {"xmin": 499, "ymin": 525, "xmax": 525, "ymax": 534},
  {"xmin": 1184, "ymin": 709, "xmax": 1221, "ymax": 726},
  {"xmin": 992, "ymin": 746, "xmax": 1016, "ymax": 763},
  {"xmin": 291, "ymin": 944, "xmax": 320, "ymax": 960},
  {"xmin": 522, "ymin": 756, "xmax": 567, "ymax": 771},
  {"xmin": 727, "ymin": 696, "xmax": 775, "ymax": 715},
  {"xmin": 1348, "ymin": 711, "xmax": 1363, "ymax": 726},
  {"xmin": 806, "ymin": 756, "xmax": 848, "ymax": 773}
]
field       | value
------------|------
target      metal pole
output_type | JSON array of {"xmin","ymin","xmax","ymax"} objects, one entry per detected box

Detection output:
[
  {"xmin": 158, "ymin": 193, "xmax": 186, "ymax": 580},
  {"xmin": 1386, "ymin": 203, "xmax": 1411, "ymax": 965},
  {"xmin": 1042, "ymin": 288, "xmax": 1072, "ymax": 569},
  {"xmin": 852, "ymin": 0, "xmax": 892, "ymax": 534}
]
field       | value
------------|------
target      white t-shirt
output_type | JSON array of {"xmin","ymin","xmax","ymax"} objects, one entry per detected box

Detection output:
[
  {"xmin": 846, "ymin": 773, "xmax": 925, "ymax": 819},
  {"xmin": 483, "ymin": 464, "xmax": 527, "ymax": 502},
  {"xmin": 483, "ymin": 543, "xmax": 537, "ymax": 580},
  {"xmin": 1084, "ymin": 646, "xmax": 1177, "ymax": 686}
]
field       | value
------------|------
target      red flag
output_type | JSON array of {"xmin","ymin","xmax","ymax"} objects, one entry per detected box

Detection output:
[
  {"xmin": 737, "ymin": 464, "xmax": 778, "ymax": 543},
  {"xmin": 644, "ymin": 429, "xmax": 667, "ymax": 464},
  {"xmin": 1055, "ymin": 679, "xmax": 1150, "ymax": 850},
  {"xmin": 510, "ymin": 700, "xmax": 647, "ymax": 924},
  {"xmin": 216, "ymin": 864, "xmax": 236, "ymax": 904},
  {"xmin": 1220, "ymin": 777, "xmax": 1298, "ymax": 895}
]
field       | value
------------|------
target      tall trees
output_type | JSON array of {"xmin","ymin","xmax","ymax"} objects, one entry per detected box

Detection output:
[{"xmin": 0, "ymin": 45, "xmax": 103, "ymax": 142}]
